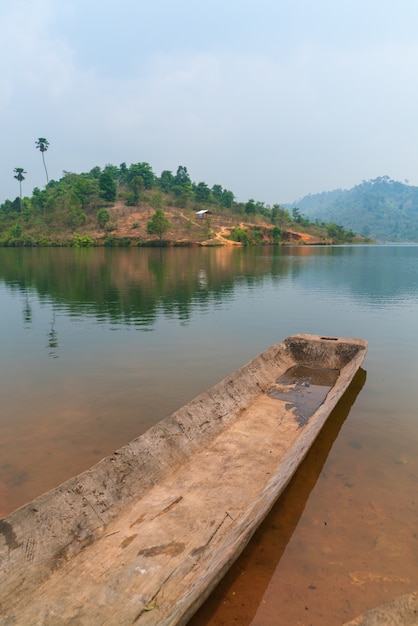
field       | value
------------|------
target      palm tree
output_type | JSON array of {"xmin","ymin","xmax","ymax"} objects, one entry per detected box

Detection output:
[
  {"xmin": 13, "ymin": 167, "xmax": 26, "ymax": 212},
  {"xmin": 35, "ymin": 137, "xmax": 49, "ymax": 183}
]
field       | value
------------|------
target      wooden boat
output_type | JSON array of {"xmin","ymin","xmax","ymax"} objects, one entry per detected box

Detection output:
[{"xmin": 0, "ymin": 334, "xmax": 367, "ymax": 626}]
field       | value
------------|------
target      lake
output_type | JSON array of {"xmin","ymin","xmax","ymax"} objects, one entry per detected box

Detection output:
[{"xmin": 1, "ymin": 244, "xmax": 418, "ymax": 624}]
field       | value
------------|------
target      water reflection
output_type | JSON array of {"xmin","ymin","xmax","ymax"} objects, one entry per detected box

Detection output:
[
  {"xmin": 189, "ymin": 368, "xmax": 367, "ymax": 625},
  {"xmin": 0, "ymin": 248, "xmax": 295, "ymax": 329},
  {"xmin": 22, "ymin": 287, "xmax": 32, "ymax": 327},
  {"xmin": 47, "ymin": 308, "xmax": 58, "ymax": 359},
  {"xmin": 1, "ymin": 246, "xmax": 418, "ymax": 333},
  {"xmin": 291, "ymin": 244, "xmax": 418, "ymax": 308}
]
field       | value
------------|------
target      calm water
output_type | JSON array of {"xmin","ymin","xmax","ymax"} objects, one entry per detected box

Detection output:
[{"xmin": 1, "ymin": 245, "xmax": 418, "ymax": 624}]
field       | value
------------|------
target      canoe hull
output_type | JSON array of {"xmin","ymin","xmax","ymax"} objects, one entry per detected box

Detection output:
[{"xmin": 0, "ymin": 334, "xmax": 367, "ymax": 625}]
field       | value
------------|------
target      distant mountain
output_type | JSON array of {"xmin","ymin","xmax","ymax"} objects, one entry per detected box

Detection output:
[{"xmin": 287, "ymin": 176, "xmax": 418, "ymax": 241}]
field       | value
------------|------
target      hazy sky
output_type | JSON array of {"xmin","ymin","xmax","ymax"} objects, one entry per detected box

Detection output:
[{"xmin": 2, "ymin": 0, "xmax": 418, "ymax": 205}]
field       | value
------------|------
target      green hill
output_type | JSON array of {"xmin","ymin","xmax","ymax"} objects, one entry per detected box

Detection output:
[
  {"xmin": 0, "ymin": 162, "xmax": 364, "ymax": 247},
  {"xmin": 287, "ymin": 176, "xmax": 418, "ymax": 242}
]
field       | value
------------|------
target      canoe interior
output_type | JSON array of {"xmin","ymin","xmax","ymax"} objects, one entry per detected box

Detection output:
[{"xmin": 0, "ymin": 334, "xmax": 367, "ymax": 626}]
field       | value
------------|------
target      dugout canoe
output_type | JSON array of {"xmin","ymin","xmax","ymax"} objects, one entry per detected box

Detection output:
[{"xmin": 0, "ymin": 334, "xmax": 367, "ymax": 626}]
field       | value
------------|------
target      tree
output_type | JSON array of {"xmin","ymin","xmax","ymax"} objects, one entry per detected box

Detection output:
[
  {"xmin": 89, "ymin": 166, "xmax": 101, "ymax": 179},
  {"xmin": 13, "ymin": 167, "xmax": 26, "ymax": 211},
  {"xmin": 194, "ymin": 181, "xmax": 211, "ymax": 203},
  {"xmin": 97, "ymin": 208, "xmax": 110, "ymax": 228},
  {"xmin": 147, "ymin": 208, "xmax": 171, "ymax": 241},
  {"xmin": 221, "ymin": 189, "xmax": 234, "ymax": 208},
  {"xmin": 272, "ymin": 225, "xmax": 282, "ymax": 243},
  {"xmin": 173, "ymin": 165, "xmax": 192, "ymax": 198},
  {"xmin": 291, "ymin": 207, "xmax": 312, "ymax": 227},
  {"xmin": 159, "ymin": 170, "xmax": 174, "ymax": 193},
  {"xmin": 245, "ymin": 199, "xmax": 256, "ymax": 215},
  {"xmin": 32, "ymin": 187, "xmax": 48, "ymax": 213},
  {"xmin": 271, "ymin": 204, "xmax": 291, "ymax": 225},
  {"xmin": 211, "ymin": 184, "xmax": 223, "ymax": 203},
  {"xmin": 326, "ymin": 222, "xmax": 353, "ymax": 243},
  {"xmin": 127, "ymin": 175, "xmax": 144, "ymax": 205},
  {"xmin": 127, "ymin": 162, "xmax": 155, "ymax": 189},
  {"xmin": 103, "ymin": 164, "xmax": 120, "ymax": 180},
  {"xmin": 99, "ymin": 170, "xmax": 117, "ymax": 201},
  {"xmin": 35, "ymin": 138, "xmax": 49, "ymax": 183},
  {"xmin": 174, "ymin": 165, "xmax": 190, "ymax": 187},
  {"xmin": 64, "ymin": 175, "xmax": 98, "ymax": 210},
  {"xmin": 118, "ymin": 162, "xmax": 128, "ymax": 184}
]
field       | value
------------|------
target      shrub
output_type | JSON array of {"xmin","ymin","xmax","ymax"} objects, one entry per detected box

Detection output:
[
  {"xmin": 73, "ymin": 234, "xmax": 95, "ymax": 247},
  {"xmin": 104, "ymin": 234, "xmax": 118, "ymax": 247},
  {"xmin": 118, "ymin": 237, "xmax": 131, "ymax": 247},
  {"xmin": 104, "ymin": 221, "xmax": 117, "ymax": 232},
  {"xmin": 97, "ymin": 208, "xmax": 110, "ymax": 228},
  {"xmin": 229, "ymin": 227, "xmax": 249, "ymax": 244}
]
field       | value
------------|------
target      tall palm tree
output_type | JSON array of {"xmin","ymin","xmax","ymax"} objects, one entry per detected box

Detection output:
[
  {"xmin": 35, "ymin": 137, "xmax": 49, "ymax": 183},
  {"xmin": 13, "ymin": 167, "xmax": 26, "ymax": 211}
]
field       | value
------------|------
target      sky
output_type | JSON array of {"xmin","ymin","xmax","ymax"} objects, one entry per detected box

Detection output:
[{"xmin": 1, "ymin": 0, "xmax": 418, "ymax": 205}]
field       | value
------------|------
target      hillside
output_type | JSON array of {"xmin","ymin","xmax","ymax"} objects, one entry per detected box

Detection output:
[
  {"xmin": 0, "ymin": 163, "xmax": 365, "ymax": 247},
  {"xmin": 287, "ymin": 176, "xmax": 418, "ymax": 242}
]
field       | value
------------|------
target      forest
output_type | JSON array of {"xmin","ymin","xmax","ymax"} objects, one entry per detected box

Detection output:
[{"xmin": 287, "ymin": 176, "xmax": 418, "ymax": 241}]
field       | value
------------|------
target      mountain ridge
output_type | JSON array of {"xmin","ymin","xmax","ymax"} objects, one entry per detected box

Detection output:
[{"xmin": 286, "ymin": 176, "xmax": 418, "ymax": 242}]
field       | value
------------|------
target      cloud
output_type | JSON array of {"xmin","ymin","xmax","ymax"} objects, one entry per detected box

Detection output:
[
  {"xmin": 2, "ymin": 0, "xmax": 418, "ymax": 204},
  {"xmin": 0, "ymin": 1, "xmax": 75, "ymax": 103}
]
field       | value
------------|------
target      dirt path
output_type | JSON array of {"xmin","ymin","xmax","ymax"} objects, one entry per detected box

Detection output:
[{"xmin": 211, "ymin": 225, "xmax": 241, "ymax": 246}]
